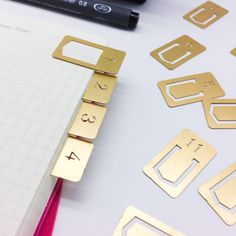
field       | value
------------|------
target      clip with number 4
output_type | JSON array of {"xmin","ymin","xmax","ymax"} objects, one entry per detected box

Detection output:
[
  {"xmin": 52, "ymin": 137, "xmax": 94, "ymax": 182},
  {"xmin": 53, "ymin": 35, "xmax": 126, "ymax": 75},
  {"xmin": 158, "ymin": 73, "xmax": 225, "ymax": 107}
]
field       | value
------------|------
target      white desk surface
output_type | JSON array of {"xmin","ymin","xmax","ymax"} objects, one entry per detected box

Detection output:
[{"xmin": 1, "ymin": 0, "xmax": 236, "ymax": 235}]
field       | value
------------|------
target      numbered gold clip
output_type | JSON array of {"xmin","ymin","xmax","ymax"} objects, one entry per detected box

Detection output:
[
  {"xmin": 143, "ymin": 129, "xmax": 216, "ymax": 198},
  {"xmin": 203, "ymin": 99, "xmax": 236, "ymax": 129},
  {"xmin": 183, "ymin": 1, "xmax": 228, "ymax": 29},
  {"xmin": 83, "ymin": 73, "xmax": 117, "ymax": 106},
  {"xmin": 151, "ymin": 35, "xmax": 206, "ymax": 70},
  {"xmin": 113, "ymin": 207, "xmax": 186, "ymax": 236},
  {"xmin": 53, "ymin": 35, "xmax": 126, "ymax": 75},
  {"xmin": 199, "ymin": 162, "xmax": 236, "ymax": 225},
  {"xmin": 52, "ymin": 137, "xmax": 94, "ymax": 182},
  {"xmin": 158, "ymin": 73, "xmax": 225, "ymax": 107},
  {"xmin": 69, "ymin": 102, "xmax": 107, "ymax": 141}
]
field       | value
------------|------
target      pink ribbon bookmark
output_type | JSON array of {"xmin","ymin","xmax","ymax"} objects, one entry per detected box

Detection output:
[{"xmin": 34, "ymin": 178, "xmax": 64, "ymax": 236}]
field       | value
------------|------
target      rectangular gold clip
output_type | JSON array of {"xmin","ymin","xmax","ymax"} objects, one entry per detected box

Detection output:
[
  {"xmin": 113, "ymin": 207, "xmax": 186, "ymax": 236},
  {"xmin": 53, "ymin": 35, "xmax": 126, "ymax": 75},
  {"xmin": 199, "ymin": 162, "xmax": 236, "ymax": 225},
  {"xmin": 143, "ymin": 129, "xmax": 216, "ymax": 198},
  {"xmin": 68, "ymin": 102, "xmax": 107, "ymax": 141},
  {"xmin": 51, "ymin": 137, "xmax": 94, "ymax": 182},
  {"xmin": 158, "ymin": 73, "xmax": 225, "ymax": 107},
  {"xmin": 83, "ymin": 73, "xmax": 117, "ymax": 106}
]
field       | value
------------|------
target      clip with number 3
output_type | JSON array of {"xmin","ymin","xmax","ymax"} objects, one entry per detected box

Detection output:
[{"xmin": 158, "ymin": 72, "xmax": 225, "ymax": 107}]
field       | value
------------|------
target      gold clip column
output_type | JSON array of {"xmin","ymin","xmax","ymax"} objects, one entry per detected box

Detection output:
[{"xmin": 51, "ymin": 73, "xmax": 118, "ymax": 182}]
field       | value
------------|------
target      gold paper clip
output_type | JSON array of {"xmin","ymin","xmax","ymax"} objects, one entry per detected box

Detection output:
[
  {"xmin": 112, "ymin": 207, "xmax": 186, "ymax": 236},
  {"xmin": 151, "ymin": 35, "xmax": 206, "ymax": 70},
  {"xmin": 68, "ymin": 102, "xmax": 107, "ymax": 141},
  {"xmin": 183, "ymin": 1, "xmax": 228, "ymax": 29},
  {"xmin": 143, "ymin": 129, "xmax": 216, "ymax": 198},
  {"xmin": 199, "ymin": 162, "xmax": 236, "ymax": 225},
  {"xmin": 51, "ymin": 137, "xmax": 94, "ymax": 182},
  {"xmin": 203, "ymin": 99, "xmax": 236, "ymax": 129},
  {"xmin": 158, "ymin": 73, "xmax": 225, "ymax": 107},
  {"xmin": 53, "ymin": 35, "xmax": 126, "ymax": 75},
  {"xmin": 83, "ymin": 73, "xmax": 117, "ymax": 106}
]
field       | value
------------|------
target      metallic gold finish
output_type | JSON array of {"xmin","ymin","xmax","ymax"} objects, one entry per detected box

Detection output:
[
  {"xmin": 150, "ymin": 35, "xmax": 206, "ymax": 70},
  {"xmin": 83, "ymin": 73, "xmax": 117, "ymax": 106},
  {"xmin": 183, "ymin": 1, "xmax": 228, "ymax": 29},
  {"xmin": 51, "ymin": 137, "xmax": 94, "ymax": 182},
  {"xmin": 53, "ymin": 35, "xmax": 126, "ymax": 75},
  {"xmin": 69, "ymin": 102, "xmax": 107, "ymax": 141},
  {"xmin": 203, "ymin": 99, "xmax": 236, "ymax": 128},
  {"xmin": 112, "ymin": 207, "xmax": 185, "ymax": 236},
  {"xmin": 231, "ymin": 48, "xmax": 236, "ymax": 57},
  {"xmin": 143, "ymin": 129, "xmax": 216, "ymax": 198},
  {"xmin": 158, "ymin": 73, "xmax": 225, "ymax": 107},
  {"xmin": 199, "ymin": 162, "xmax": 236, "ymax": 225}
]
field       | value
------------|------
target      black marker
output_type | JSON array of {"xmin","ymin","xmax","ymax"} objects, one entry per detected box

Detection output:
[{"xmin": 17, "ymin": 0, "xmax": 139, "ymax": 29}]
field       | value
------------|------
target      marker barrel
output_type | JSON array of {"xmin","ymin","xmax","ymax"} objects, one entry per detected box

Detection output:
[{"xmin": 20, "ymin": 0, "xmax": 139, "ymax": 28}]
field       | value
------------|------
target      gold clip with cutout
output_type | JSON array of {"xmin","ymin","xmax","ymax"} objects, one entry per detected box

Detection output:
[
  {"xmin": 203, "ymin": 99, "xmax": 236, "ymax": 129},
  {"xmin": 158, "ymin": 73, "xmax": 225, "ymax": 107},
  {"xmin": 183, "ymin": 1, "xmax": 228, "ymax": 29},
  {"xmin": 53, "ymin": 35, "xmax": 126, "ymax": 75},
  {"xmin": 113, "ymin": 207, "xmax": 186, "ymax": 236},
  {"xmin": 199, "ymin": 162, "xmax": 236, "ymax": 225},
  {"xmin": 151, "ymin": 35, "xmax": 206, "ymax": 70},
  {"xmin": 143, "ymin": 129, "xmax": 216, "ymax": 198}
]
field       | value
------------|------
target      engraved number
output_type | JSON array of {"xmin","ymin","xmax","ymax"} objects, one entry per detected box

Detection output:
[
  {"xmin": 81, "ymin": 113, "xmax": 96, "ymax": 123},
  {"xmin": 203, "ymin": 81, "xmax": 215, "ymax": 88},
  {"xmin": 95, "ymin": 82, "xmax": 108, "ymax": 90},
  {"xmin": 65, "ymin": 152, "xmax": 80, "ymax": 161}
]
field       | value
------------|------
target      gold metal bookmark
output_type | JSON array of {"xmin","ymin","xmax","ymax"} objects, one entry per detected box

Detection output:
[
  {"xmin": 52, "ymin": 137, "xmax": 94, "ymax": 182},
  {"xmin": 69, "ymin": 102, "xmax": 107, "ymax": 141},
  {"xmin": 143, "ymin": 129, "xmax": 216, "ymax": 198},
  {"xmin": 53, "ymin": 35, "xmax": 126, "ymax": 75},
  {"xmin": 199, "ymin": 162, "xmax": 236, "ymax": 225},
  {"xmin": 158, "ymin": 73, "xmax": 225, "ymax": 107},
  {"xmin": 183, "ymin": 1, "xmax": 228, "ymax": 29},
  {"xmin": 112, "ymin": 207, "xmax": 186, "ymax": 236},
  {"xmin": 83, "ymin": 73, "xmax": 117, "ymax": 106},
  {"xmin": 150, "ymin": 35, "xmax": 206, "ymax": 70},
  {"xmin": 203, "ymin": 99, "xmax": 236, "ymax": 129}
]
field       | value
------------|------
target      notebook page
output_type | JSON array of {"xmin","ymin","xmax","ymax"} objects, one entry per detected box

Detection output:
[{"xmin": 0, "ymin": 12, "xmax": 104, "ymax": 236}]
